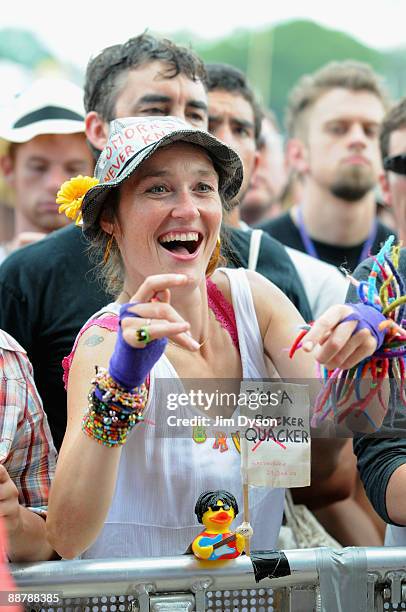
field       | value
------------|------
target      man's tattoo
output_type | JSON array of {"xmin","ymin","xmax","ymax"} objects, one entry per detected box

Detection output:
[{"xmin": 84, "ymin": 334, "xmax": 105, "ymax": 347}]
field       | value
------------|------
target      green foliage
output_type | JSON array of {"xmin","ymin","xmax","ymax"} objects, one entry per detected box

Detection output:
[
  {"xmin": 1, "ymin": 19, "xmax": 405, "ymax": 128},
  {"xmin": 0, "ymin": 28, "xmax": 52, "ymax": 69},
  {"xmin": 188, "ymin": 19, "xmax": 400, "ymax": 126}
]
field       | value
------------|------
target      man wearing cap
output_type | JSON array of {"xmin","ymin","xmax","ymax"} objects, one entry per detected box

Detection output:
[{"xmin": 0, "ymin": 78, "xmax": 94, "ymax": 261}]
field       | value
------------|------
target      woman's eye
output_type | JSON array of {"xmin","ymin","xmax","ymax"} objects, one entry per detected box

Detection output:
[
  {"xmin": 196, "ymin": 182, "xmax": 214, "ymax": 192},
  {"xmin": 148, "ymin": 185, "xmax": 168, "ymax": 194}
]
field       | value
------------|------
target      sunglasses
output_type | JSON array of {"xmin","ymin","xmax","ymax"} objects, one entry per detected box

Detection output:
[
  {"xmin": 210, "ymin": 503, "xmax": 231, "ymax": 512},
  {"xmin": 384, "ymin": 154, "xmax": 406, "ymax": 175}
]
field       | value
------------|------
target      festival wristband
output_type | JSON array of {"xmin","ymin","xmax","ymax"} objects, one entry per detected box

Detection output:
[
  {"xmin": 341, "ymin": 302, "xmax": 386, "ymax": 349},
  {"xmin": 109, "ymin": 302, "xmax": 167, "ymax": 390}
]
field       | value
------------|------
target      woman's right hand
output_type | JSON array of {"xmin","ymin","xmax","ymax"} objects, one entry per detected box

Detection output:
[
  {"xmin": 109, "ymin": 274, "xmax": 200, "ymax": 390},
  {"xmin": 120, "ymin": 273, "xmax": 200, "ymax": 351}
]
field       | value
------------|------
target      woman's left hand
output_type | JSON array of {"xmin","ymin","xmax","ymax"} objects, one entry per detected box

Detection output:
[{"xmin": 301, "ymin": 304, "xmax": 378, "ymax": 370}]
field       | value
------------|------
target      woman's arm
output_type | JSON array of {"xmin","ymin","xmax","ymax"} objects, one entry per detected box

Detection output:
[
  {"xmin": 46, "ymin": 326, "xmax": 123, "ymax": 559},
  {"xmin": 248, "ymin": 269, "xmax": 375, "ymax": 387},
  {"xmin": 247, "ymin": 270, "xmax": 382, "ymax": 484},
  {"xmin": 47, "ymin": 274, "xmax": 195, "ymax": 559}
]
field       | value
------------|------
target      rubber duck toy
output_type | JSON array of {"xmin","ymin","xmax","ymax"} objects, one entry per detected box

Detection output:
[{"xmin": 191, "ymin": 490, "xmax": 251, "ymax": 561}]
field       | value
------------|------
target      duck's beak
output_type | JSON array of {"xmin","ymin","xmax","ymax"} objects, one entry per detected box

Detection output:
[{"xmin": 210, "ymin": 511, "xmax": 232, "ymax": 524}]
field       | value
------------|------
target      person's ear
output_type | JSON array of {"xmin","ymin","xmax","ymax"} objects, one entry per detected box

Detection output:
[
  {"xmin": 285, "ymin": 138, "xmax": 309, "ymax": 174},
  {"xmin": 99, "ymin": 214, "xmax": 115, "ymax": 236},
  {"xmin": 379, "ymin": 173, "xmax": 392, "ymax": 206},
  {"xmin": 85, "ymin": 112, "xmax": 109, "ymax": 151},
  {"xmin": 0, "ymin": 155, "xmax": 16, "ymax": 188},
  {"xmin": 252, "ymin": 150, "xmax": 260, "ymax": 173}
]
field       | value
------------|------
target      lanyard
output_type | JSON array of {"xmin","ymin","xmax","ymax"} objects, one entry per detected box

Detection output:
[{"xmin": 297, "ymin": 206, "xmax": 378, "ymax": 267}]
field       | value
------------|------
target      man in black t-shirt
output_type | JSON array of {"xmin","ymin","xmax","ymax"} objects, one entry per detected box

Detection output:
[
  {"xmin": 260, "ymin": 61, "xmax": 394, "ymax": 272},
  {"xmin": 0, "ymin": 36, "xmax": 310, "ymax": 450}
]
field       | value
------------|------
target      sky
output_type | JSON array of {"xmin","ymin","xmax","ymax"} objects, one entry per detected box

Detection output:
[{"xmin": 2, "ymin": 0, "xmax": 406, "ymax": 69}]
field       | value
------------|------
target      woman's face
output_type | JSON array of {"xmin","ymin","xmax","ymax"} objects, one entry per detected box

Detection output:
[{"xmin": 107, "ymin": 142, "xmax": 222, "ymax": 287}]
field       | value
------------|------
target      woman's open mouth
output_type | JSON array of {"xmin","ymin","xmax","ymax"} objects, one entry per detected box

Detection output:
[{"xmin": 158, "ymin": 231, "xmax": 204, "ymax": 260}]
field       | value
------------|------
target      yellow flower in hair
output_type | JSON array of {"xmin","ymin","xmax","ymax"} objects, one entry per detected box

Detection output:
[{"xmin": 56, "ymin": 175, "xmax": 99, "ymax": 225}]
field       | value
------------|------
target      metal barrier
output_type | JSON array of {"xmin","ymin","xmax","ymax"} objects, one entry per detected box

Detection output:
[{"xmin": 10, "ymin": 547, "xmax": 406, "ymax": 612}]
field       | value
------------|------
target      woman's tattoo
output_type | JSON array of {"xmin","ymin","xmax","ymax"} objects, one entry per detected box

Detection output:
[{"xmin": 84, "ymin": 334, "xmax": 104, "ymax": 347}]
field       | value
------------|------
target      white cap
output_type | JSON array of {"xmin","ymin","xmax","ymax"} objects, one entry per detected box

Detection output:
[{"xmin": 0, "ymin": 78, "xmax": 85, "ymax": 143}]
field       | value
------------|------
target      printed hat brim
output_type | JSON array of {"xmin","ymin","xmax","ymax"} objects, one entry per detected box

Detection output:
[{"xmin": 82, "ymin": 128, "xmax": 243, "ymax": 239}]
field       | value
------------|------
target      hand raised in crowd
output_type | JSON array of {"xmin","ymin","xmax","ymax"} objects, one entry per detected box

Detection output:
[
  {"xmin": 301, "ymin": 304, "xmax": 377, "ymax": 371},
  {"xmin": 121, "ymin": 274, "xmax": 201, "ymax": 352}
]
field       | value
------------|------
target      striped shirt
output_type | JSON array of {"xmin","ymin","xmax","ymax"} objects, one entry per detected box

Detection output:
[{"xmin": 0, "ymin": 330, "xmax": 56, "ymax": 515}]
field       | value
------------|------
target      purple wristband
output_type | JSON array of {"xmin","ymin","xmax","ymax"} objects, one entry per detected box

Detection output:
[
  {"xmin": 109, "ymin": 302, "xmax": 167, "ymax": 390},
  {"xmin": 341, "ymin": 303, "xmax": 386, "ymax": 349}
]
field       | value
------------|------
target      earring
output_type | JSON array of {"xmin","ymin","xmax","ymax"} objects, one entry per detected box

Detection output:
[
  {"xmin": 103, "ymin": 233, "xmax": 114, "ymax": 264},
  {"xmin": 205, "ymin": 236, "xmax": 221, "ymax": 277}
]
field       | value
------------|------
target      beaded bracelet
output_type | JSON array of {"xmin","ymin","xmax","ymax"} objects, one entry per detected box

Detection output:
[{"xmin": 82, "ymin": 367, "xmax": 148, "ymax": 447}]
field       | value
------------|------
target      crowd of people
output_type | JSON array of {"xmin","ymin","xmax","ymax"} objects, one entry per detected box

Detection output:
[{"xmin": 1, "ymin": 31, "xmax": 406, "ymax": 564}]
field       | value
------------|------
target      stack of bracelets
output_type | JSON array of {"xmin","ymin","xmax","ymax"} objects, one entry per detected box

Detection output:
[
  {"xmin": 290, "ymin": 235, "xmax": 406, "ymax": 430},
  {"xmin": 82, "ymin": 367, "xmax": 148, "ymax": 447}
]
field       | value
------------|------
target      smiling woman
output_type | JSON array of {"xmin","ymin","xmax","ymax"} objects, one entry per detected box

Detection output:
[{"xmin": 46, "ymin": 115, "xmax": 379, "ymax": 560}]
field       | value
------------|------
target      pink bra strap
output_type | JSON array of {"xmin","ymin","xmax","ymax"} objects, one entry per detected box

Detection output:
[
  {"xmin": 206, "ymin": 278, "xmax": 239, "ymax": 349},
  {"xmin": 62, "ymin": 315, "xmax": 118, "ymax": 388}
]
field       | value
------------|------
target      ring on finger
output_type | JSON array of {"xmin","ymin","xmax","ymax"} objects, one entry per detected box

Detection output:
[{"xmin": 135, "ymin": 325, "xmax": 152, "ymax": 345}]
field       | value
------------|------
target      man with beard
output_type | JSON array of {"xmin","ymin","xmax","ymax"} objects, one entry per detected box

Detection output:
[{"xmin": 261, "ymin": 61, "xmax": 394, "ymax": 272}]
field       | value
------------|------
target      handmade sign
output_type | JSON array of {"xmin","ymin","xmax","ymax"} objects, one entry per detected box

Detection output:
[{"xmin": 239, "ymin": 381, "xmax": 311, "ymax": 489}]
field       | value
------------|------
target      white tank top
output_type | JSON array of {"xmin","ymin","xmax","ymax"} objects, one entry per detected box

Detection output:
[
  {"xmin": 385, "ymin": 525, "xmax": 406, "ymax": 546},
  {"xmin": 81, "ymin": 268, "xmax": 285, "ymax": 558}
]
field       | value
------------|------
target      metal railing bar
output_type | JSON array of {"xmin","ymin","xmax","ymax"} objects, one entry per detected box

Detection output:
[{"xmin": 10, "ymin": 547, "xmax": 406, "ymax": 600}]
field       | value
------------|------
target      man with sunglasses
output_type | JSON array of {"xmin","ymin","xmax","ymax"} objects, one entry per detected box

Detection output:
[
  {"xmin": 348, "ymin": 97, "xmax": 406, "ymax": 546},
  {"xmin": 380, "ymin": 98, "xmax": 406, "ymax": 243}
]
